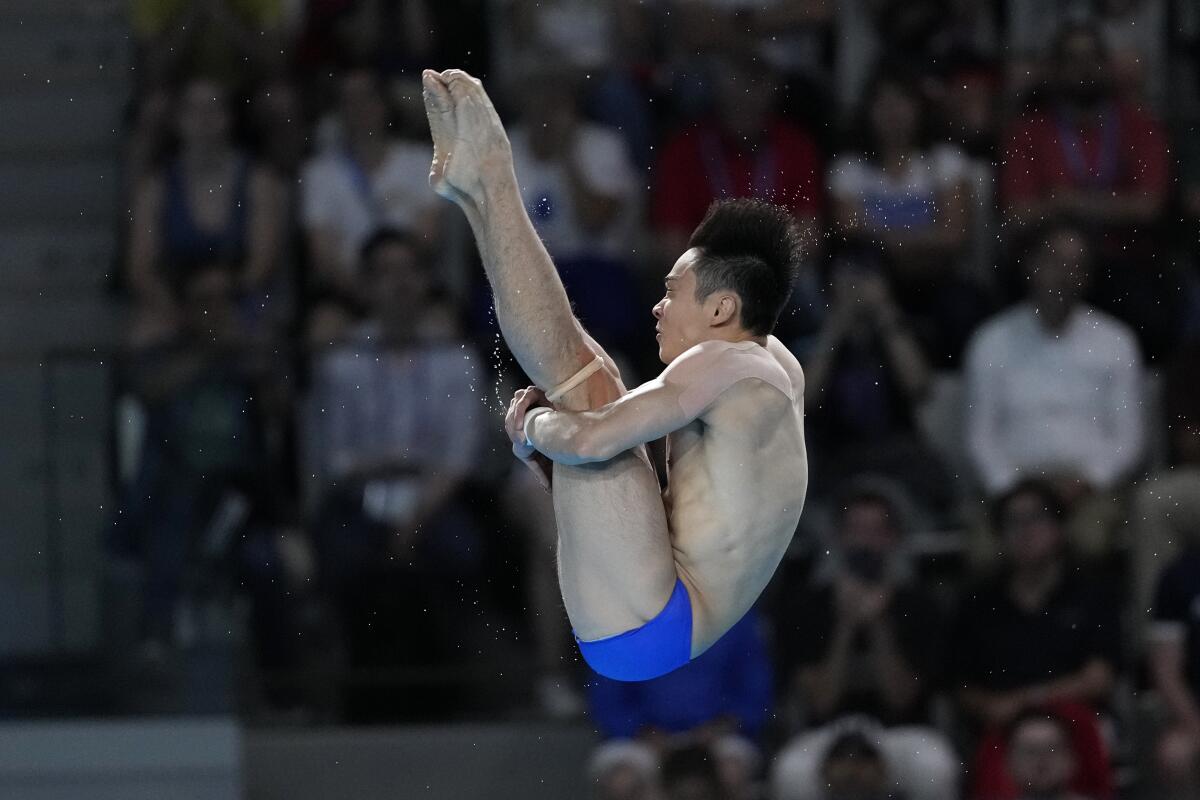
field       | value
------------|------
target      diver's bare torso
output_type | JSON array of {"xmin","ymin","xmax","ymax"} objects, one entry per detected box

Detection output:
[{"xmin": 664, "ymin": 335, "xmax": 807, "ymax": 655}]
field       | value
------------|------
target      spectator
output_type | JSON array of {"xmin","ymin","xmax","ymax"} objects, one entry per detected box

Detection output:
[
  {"xmin": 771, "ymin": 480, "xmax": 958, "ymax": 800},
  {"xmin": 1164, "ymin": 341, "xmax": 1200, "ymax": 474},
  {"xmin": 933, "ymin": 55, "xmax": 1004, "ymax": 291},
  {"xmin": 124, "ymin": 84, "xmax": 174, "ymax": 194},
  {"xmin": 131, "ymin": 0, "xmax": 292, "ymax": 91},
  {"xmin": 293, "ymin": 0, "xmax": 494, "ymax": 89},
  {"xmin": 586, "ymin": 739, "xmax": 659, "ymax": 800},
  {"xmin": 954, "ymin": 480, "xmax": 1118, "ymax": 800},
  {"xmin": 1177, "ymin": 125, "xmax": 1200, "ymax": 342},
  {"xmin": 834, "ymin": 0, "xmax": 1003, "ymax": 118},
  {"xmin": 509, "ymin": 70, "xmax": 640, "ymax": 265},
  {"xmin": 303, "ymin": 228, "xmax": 488, "ymax": 719},
  {"xmin": 112, "ymin": 263, "xmax": 288, "ymax": 657},
  {"xmin": 963, "ymin": 222, "xmax": 1143, "ymax": 555},
  {"xmin": 956, "ymin": 480, "xmax": 1120, "ymax": 723},
  {"xmin": 661, "ymin": 743, "xmax": 731, "ymax": 800},
  {"xmin": 817, "ymin": 726, "xmax": 906, "ymax": 800},
  {"xmin": 831, "ymin": 68, "xmax": 970, "ymax": 269},
  {"xmin": 504, "ymin": 69, "xmax": 643, "ymax": 361},
  {"xmin": 1001, "ymin": 21, "xmax": 1168, "ymax": 232},
  {"xmin": 936, "ymin": 55, "xmax": 1003, "ymax": 163},
  {"xmin": 127, "ymin": 77, "xmax": 290, "ymax": 320},
  {"xmin": 999, "ymin": 21, "xmax": 1174, "ymax": 358},
  {"xmin": 1006, "ymin": 0, "xmax": 1168, "ymax": 109},
  {"xmin": 1097, "ymin": 0, "xmax": 1169, "ymax": 107},
  {"xmin": 300, "ymin": 69, "xmax": 445, "ymax": 300},
  {"xmin": 1129, "ymin": 346, "xmax": 1200, "ymax": 630},
  {"xmin": 500, "ymin": 0, "xmax": 655, "ymax": 168},
  {"xmin": 504, "ymin": 454, "xmax": 588, "ymax": 721},
  {"xmin": 585, "ymin": 608, "xmax": 773, "ymax": 800},
  {"xmin": 829, "ymin": 65, "xmax": 985, "ymax": 364},
  {"xmin": 802, "ymin": 267, "xmax": 953, "ymax": 518},
  {"xmin": 294, "ymin": 0, "xmax": 436, "ymax": 79},
  {"xmin": 993, "ymin": 709, "xmax": 1098, "ymax": 800},
  {"xmin": 248, "ymin": 78, "xmax": 309, "ymax": 179},
  {"xmin": 651, "ymin": 54, "xmax": 823, "ymax": 265},
  {"xmin": 1147, "ymin": 516, "xmax": 1200, "ymax": 799},
  {"xmin": 665, "ymin": 0, "xmax": 835, "ymax": 131}
]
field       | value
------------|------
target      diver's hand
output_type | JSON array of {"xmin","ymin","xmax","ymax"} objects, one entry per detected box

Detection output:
[
  {"xmin": 506, "ymin": 386, "xmax": 555, "ymax": 492},
  {"xmin": 506, "ymin": 386, "xmax": 551, "ymax": 459}
]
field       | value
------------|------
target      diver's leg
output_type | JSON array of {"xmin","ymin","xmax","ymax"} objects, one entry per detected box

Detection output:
[
  {"xmin": 547, "ymin": 332, "xmax": 679, "ymax": 642},
  {"xmin": 426, "ymin": 70, "xmax": 678, "ymax": 641}
]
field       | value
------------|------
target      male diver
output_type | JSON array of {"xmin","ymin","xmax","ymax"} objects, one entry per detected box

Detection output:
[{"xmin": 422, "ymin": 68, "xmax": 807, "ymax": 681}]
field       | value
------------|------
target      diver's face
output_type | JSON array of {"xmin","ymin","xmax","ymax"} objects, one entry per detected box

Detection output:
[{"xmin": 651, "ymin": 249, "xmax": 711, "ymax": 364}]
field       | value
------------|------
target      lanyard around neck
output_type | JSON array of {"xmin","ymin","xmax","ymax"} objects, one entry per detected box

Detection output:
[
  {"xmin": 1054, "ymin": 105, "xmax": 1121, "ymax": 189},
  {"xmin": 698, "ymin": 127, "xmax": 778, "ymax": 201}
]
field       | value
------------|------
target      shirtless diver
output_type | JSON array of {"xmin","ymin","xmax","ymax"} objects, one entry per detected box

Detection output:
[{"xmin": 422, "ymin": 68, "xmax": 807, "ymax": 681}]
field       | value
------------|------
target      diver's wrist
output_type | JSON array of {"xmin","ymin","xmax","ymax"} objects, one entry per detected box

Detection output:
[{"xmin": 523, "ymin": 406, "xmax": 553, "ymax": 446}]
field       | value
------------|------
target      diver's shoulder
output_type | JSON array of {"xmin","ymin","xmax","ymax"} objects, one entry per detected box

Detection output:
[
  {"xmin": 668, "ymin": 337, "xmax": 801, "ymax": 402},
  {"xmin": 764, "ymin": 335, "xmax": 805, "ymax": 395}
]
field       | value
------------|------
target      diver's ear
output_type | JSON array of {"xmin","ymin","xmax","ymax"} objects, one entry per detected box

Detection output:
[{"xmin": 709, "ymin": 293, "xmax": 739, "ymax": 327}]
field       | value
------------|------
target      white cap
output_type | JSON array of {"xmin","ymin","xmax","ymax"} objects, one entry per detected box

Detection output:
[{"xmin": 586, "ymin": 739, "xmax": 659, "ymax": 782}]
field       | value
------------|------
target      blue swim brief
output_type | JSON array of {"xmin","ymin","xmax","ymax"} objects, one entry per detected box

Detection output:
[{"xmin": 573, "ymin": 577, "xmax": 692, "ymax": 682}]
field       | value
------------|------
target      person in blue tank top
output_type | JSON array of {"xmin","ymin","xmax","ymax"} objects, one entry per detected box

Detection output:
[{"xmin": 127, "ymin": 77, "xmax": 288, "ymax": 321}]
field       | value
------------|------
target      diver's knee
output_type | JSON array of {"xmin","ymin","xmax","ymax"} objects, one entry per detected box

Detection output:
[{"xmin": 553, "ymin": 345, "xmax": 623, "ymax": 411}]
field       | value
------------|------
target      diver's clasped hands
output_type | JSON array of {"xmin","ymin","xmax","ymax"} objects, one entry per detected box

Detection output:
[
  {"xmin": 506, "ymin": 386, "xmax": 553, "ymax": 460},
  {"xmin": 506, "ymin": 386, "xmax": 556, "ymax": 492}
]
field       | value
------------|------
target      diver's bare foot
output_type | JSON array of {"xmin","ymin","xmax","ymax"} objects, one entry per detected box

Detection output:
[{"xmin": 422, "ymin": 68, "xmax": 513, "ymax": 208}]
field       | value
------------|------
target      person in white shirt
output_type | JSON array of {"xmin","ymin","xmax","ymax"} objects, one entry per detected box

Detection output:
[
  {"xmin": 505, "ymin": 70, "xmax": 646, "ymax": 363},
  {"xmin": 829, "ymin": 67, "xmax": 983, "ymax": 366},
  {"xmin": 496, "ymin": 0, "xmax": 655, "ymax": 168},
  {"xmin": 964, "ymin": 222, "xmax": 1144, "ymax": 553},
  {"xmin": 305, "ymin": 229, "xmax": 485, "ymax": 559},
  {"xmin": 300, "ymin": 69, "xmax": 445, "ymax": 300},
  {"xmin": 507, "ymin": 71, "xmax": 641, "ymax": 266}
]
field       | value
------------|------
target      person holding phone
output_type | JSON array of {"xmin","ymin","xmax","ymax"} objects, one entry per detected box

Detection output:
[{"xmin": 770, "ymin": 479, "xmax": 958, "ymax": 800}]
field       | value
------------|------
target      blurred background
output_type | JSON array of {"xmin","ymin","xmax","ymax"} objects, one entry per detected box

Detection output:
[{"xmin": 3, "ymin": 0, "xmax": 1200, "ymax": 798}]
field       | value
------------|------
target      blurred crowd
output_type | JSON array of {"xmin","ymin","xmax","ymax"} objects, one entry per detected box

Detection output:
[{"xmin": 105, "ymin": 1, "xmax": 1200, "ymax": 798}]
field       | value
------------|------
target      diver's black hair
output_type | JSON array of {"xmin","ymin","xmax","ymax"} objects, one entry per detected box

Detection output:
[{"xmin": 686, "ymin": 198, "xmax": 803, "ymax": 336}]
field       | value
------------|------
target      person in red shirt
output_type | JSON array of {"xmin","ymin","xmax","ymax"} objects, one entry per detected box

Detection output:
[
  {"xmin": 1000, "ymin": 20, "xmax": 1175, "ymax": 358},
  {"xmin": 652, "ymin": 54, "xmax": 823, "ymax": 264},
  {"xmin": 1002, "ymin": 21, "xmax": 1168, "ymax": 235}
]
